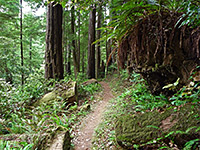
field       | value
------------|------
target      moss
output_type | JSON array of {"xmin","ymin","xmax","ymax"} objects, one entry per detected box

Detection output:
[
  {"xmin": 34, "ymin": 81, "xmax": 77, "ymax": 106},
  {"xmin": 115, "ymin": 104, "xmax": 200, "ymax": 148},
  {"xmin": 115, "ymin": 110, "xmax": 171, "ymax": 145},
  {"xmin": 33, "ymin": 126, "xmax": 70, "ymax": 150},
  {"xmin": 168, "ymin": 105, "xmax": 200, "ymax": 131},
  {"xmin": 36, "ymin": 90, "xmax": 57, "ymax": 105}
]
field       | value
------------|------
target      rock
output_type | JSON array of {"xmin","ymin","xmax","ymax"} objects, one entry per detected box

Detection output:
[
  {"xmin": 34, "ymin": 127, "xmax": 71, "ymax": 150},
  {"xmin": 82, "ymin": 79, "xmax": 98, "ymax": 86},
  {"xmin": 115, "ymin": 104, "xmax": 200, "ymax": 149},
  {"xmin": 34, "ymin": 81, "xmax": 78, "ymax": 106},
  {"xmin": 49, "ymin": 129, "xmax": 71, "ymax": 150},
  {"xmin": 63, "ymin": 131, "xmax": 71, "ymax": 150}
]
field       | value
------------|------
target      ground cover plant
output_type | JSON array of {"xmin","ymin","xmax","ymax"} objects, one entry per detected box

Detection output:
[
  {"xmin": 0, "ymin": 0, "xmax": 199, "ymax": 149},
  {"xmin": 92, "ymin": 70, "xmax": 200, "ymax": 149},
  {"xmin": 0, "ymin": 70, "xmax": 102, "ymax": 149}
]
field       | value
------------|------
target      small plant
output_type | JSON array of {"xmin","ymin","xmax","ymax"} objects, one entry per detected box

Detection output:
[
  {"xmin": 93, "ymin": 71, "xmax": 200, "ymax": 149},
  {"xmin": 0, "ymin": 140, "xmax": 33, "ymax": 150},
  {"xmin": 79, "ymin": 82, "xmax": 102, "ymax": 96},
  {"xmin": 184, "ymin": 139, "xmax": 200, "ymax": 150}
]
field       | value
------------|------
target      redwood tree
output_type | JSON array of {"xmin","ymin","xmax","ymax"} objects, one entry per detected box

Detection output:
[
  {"xmin": 87, "ymin": 6, "xmax": 96, "ymax": 79},
  {"xmin": 77, "ymin": 10, "xmax": 81, "ymax": 72},
  {"xmin": 71, "ymin": 1, "xmax": 78, "ymax": 79},
  {"xmin": 96, "ymin": 1, "xmax": 102, "ymax": 78},
  {"xmin": 45, "ymin": 2, "xmax": 64, "ymax": 80}
]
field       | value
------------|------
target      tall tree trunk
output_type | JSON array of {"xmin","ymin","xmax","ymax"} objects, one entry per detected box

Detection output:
[
  {"xmin": 64, "ymin": 9, "xmax": 71, "ymax": 75},
  {"xmin": 81, "ymin": 47, "xmax": 85, "ymax": 73},
  {"xmin": 77, "ymin": 10, "xmax": 81, "ymax": 72},
  {"xmin": 53, "ymin": 2, "xmax": 64, "ymax": 79},
  {"xmin": 63, "ymin": 9, "xmax": 68, "ymax": 75},
  {"xmin": 67, "ymin": 44, "xmax": 71, "ymax": 75},
  {"xmin": 20, "ymin": 0, "xmax": 24, "ymax": 85},
  {"xmin": 107, "ymin": 39, "xmax": 112, "ymax": 67},
  {"xmin": 87, "ymin": 6, "xmax": 96, "ymax": 79},
  {"xmin": 63, "ymin": 9, "xmax": 66, "ymax": 73},
  {"xmin": 96, "ymin": 1, "xmax": 102, "ymax": 78},
  {"xmin": 71, "ymin": 1, "xmax": 78, "ymax": 79},
  {"xmin": 45, "ymin": 2, "xmax": 64, "ymax": 80},
  {"xmin": 45, "ymin": 2, "xmax": 52, "ymax": 79}
]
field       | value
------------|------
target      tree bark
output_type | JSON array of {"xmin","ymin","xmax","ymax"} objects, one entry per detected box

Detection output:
[
  {"xmin": 45, "ymin": 2, "xmax": 53, "ymax": 79},
  {"xmin": 71, "ymin": 2, "xmax": 78, "ymax": 79},
  {"xmin": 87, "ymin": 6, "xmax": 96, "ymax": 79},
  {"xmin": 66, "ymin": 44, "xmax": 71, "ymax": 75},
  {"xmin": 45, "ymin": 2, "xmax": 64, "ymax": 80},
  {"xmin": 63, "ymin": 9, "xmax": 66, "ymax": 73},
  {"xmin": 64, "ymin": 9, "xmax": 71, "ymax": 75},
  {"xmin": 81, "ymin": 48, "xmax": 85, "ymax": 73},
  {"xmin": 77, "ymin": 10, "xmax": 81, "ymax": 72},
  {"xmin": 96, "ymin": 1, "xmax": 102, "ymax": 78}
]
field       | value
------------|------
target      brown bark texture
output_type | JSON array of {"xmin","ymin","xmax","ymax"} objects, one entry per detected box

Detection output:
[
  {"xmin": 77, "ymin": 10, "xmax": 81, "ymax": 72},
  {"xmin": 45, "ymin": 2, "xmax": 64, "ymax": 80},
  {"xmin": 71, "ymin": 3, "xmax": 78, "ymax": 79},
  {"xmin": 87, "ymin": 6, "xmax": 96, "ymax": 79},
  {"xmin": 96, "ymin": 2, "xmax": 102, "ymax": 78},
  {"xmin": 119, "ymin": 11, "xmax": 200, "ymax": 95}
]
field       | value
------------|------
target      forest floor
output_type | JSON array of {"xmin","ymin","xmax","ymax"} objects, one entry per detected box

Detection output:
[{"xmin": 72, "ymin": 81, "xmax": 114, "ymax": 150}]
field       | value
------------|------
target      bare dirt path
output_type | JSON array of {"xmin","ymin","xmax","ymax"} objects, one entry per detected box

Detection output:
[{"xmin": 73, "ymin": 81, "xmax": 114, "ymax": 150}]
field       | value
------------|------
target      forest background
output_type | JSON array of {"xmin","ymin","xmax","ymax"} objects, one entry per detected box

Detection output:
[{"xmin": 0, "ymin": 0, "xmax": 200, "ymax": 149}]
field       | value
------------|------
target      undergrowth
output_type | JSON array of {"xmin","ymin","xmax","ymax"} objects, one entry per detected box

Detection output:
[
  {"xmin": 92, "ymin": 71, "xmax": 200, "ymax": 149},
  {"xmin": 0, "ymin": 69, "xmax": 102, "ymax": 149}
]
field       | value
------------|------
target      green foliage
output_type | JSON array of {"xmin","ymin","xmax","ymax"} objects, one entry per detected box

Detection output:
[
  {"xmin": 0, "ymin": 140, "xmax": 33, "ymax": 150},
  {"xmin": 98, "ymin": 0, "xmax": 200, "ymax": 47},
  {"xmin": 23, "ymin": 68, "xmax": 50, "ymax": 98},
  {"xmin": 0, "ymin": 69, "xmax": 97, "ymax": 149},
  {"xmin": 0, "ymin": 71, "xmax": 46, "ymax": 135},
  {"xmin": 116, "ymin": 72, "xmax": 168, "ymax": 112},
  {"xmin": 184, "ymin": 139, "xmax": 200, "ymax": 150},
  {"xmin": 93, "ymin": 71, "xmax": 200, "ymax": 149},
  {"xmin": 177, "ymin": 0, "xmax": 200, "ymax": 27},
  {"xmin": 106, "ymin": 63, "xmax": 118, "ymax": 75},
  {"xmin": 79, "ymin": 82, "xmax": 102, "ymax": 96},
  {"xmin": 0, "ymin": 68, "xmax": 50, "ymax": 119},
  {"xmin": 169, "ymin": 82, "xmax": 200, "ymax": 106},
  {"xmin": 1, "ymin": 0, "xmax": 199, "ymax": 149},
  {"xmin": 0, "ymin": 0, "xmax": 45, "ymax": 85}
]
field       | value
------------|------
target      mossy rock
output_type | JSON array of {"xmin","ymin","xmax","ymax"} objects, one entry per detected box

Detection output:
[
  {"xmin": 33, "ymin": 127, "xmax": 71, "ymax": 150},
  {"xmin": 115, "ymin": 104, "xmax": 200, "ymax": 149},
  {"xmin": 34, "ymin": 81, "xmax": 77, "ymax": 106}
]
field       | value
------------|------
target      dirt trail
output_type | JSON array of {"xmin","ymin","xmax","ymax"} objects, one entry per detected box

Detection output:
[{"xmin": 74, "ymin": 81, "xmax": 114, "ymax": 150}]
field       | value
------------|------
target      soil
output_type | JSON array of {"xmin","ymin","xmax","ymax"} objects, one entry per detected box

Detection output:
[{"xmin": 73, "ymin": 81, "xmax": 114, "ymax": 150}]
